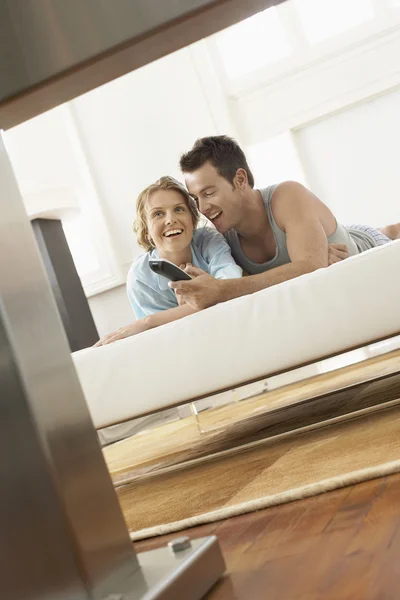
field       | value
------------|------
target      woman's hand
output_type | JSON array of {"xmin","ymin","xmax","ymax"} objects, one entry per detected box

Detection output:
[
  {"xmin": 94, "ymin": 320, "xmax": 147, "ymax": 347},
  {"xmin": 94, "ymin": 300, "xmax": 200, "ymax": 348}
]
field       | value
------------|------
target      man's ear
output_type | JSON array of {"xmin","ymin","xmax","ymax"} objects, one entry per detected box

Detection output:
[{"xmin": 234, "ymin": 168, "xmax": 248, "ymax": 190}]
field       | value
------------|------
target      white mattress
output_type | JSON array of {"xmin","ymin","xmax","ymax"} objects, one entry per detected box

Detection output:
[{"xmin": 73, "ymin": 241, "xmax": 400, "ymax": 429}]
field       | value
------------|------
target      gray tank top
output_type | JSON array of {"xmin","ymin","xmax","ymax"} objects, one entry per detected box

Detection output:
[{"xmin": 225, "ymin": 185, "xmax": 375, "ymax": 275}]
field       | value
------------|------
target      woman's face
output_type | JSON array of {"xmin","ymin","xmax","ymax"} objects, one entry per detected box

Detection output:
[{"xmin": 146, "ymin": 189, "xmax": 194, "ymax": 255}]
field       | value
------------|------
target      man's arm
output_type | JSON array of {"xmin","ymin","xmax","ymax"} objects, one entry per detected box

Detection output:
[{"xmin": 170, "ymin": 182, "xmax": 330, "ymax": 310}]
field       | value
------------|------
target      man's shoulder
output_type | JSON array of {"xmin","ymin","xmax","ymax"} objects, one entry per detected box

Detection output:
[
  {"xmin": 269, "ymin": 181, "xmax": 335, "ymax": 232},
  {"xmin": 259, "ymin": 183, "xmax": 279, "ymax": 201},
  {"xmin": 268, "ymin": 181, "xmax": 304, "ymax": 202},
  {"xmin": 270, "ymin": 181, "xmax": 315, "ymax": 218}
]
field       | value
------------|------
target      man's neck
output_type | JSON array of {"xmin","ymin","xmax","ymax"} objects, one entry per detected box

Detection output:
[
  {"xmin": 235, "ymin": 189, "xmax": 270, "ymax": 241},
  {"xmin": 159, "ymin": 246, "xmax": 192, "ymax": 266}
]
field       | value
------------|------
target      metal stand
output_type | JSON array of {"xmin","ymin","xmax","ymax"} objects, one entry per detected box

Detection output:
[
  {"xmin": 0, "ymin": 133, "xmax": 225, "ymax": 599},
  {"xmin": 31, "ymin": 217, "xmax": 99, "ymax": 352}
]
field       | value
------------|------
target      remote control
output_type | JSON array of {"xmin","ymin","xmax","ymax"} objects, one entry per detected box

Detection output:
[{"xmin": 149, "ymin": 258, "xmax": 192, "ymax": 281}]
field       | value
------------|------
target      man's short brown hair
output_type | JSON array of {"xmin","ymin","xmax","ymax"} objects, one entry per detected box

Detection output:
[{"xmin": 180, "ymin": 135, "xmax": 255, "ymax": 188}]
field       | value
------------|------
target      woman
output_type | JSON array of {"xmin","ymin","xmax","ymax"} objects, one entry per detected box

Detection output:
[{"xmin": 95, "ymin": 176, "xmax": 241, "ymax": 346}]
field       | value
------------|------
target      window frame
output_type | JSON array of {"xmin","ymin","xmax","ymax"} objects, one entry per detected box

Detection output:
[{"xmin": 208, "ymin": 0, "xmax": 399, "ymax": 98}]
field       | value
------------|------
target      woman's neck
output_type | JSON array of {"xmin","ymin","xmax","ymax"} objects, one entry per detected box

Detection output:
[{"xmin": 158, "ymin": 245, "xmax": 192, "ymax": 266}]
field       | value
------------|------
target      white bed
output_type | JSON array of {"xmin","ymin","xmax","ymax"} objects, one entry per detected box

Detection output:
[{"xmin": 73, "ymin": 241, "xmax": 400, "ymax": 430}]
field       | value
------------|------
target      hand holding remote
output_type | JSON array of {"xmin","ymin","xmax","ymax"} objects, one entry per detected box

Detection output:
[{"xmin": 149, "ymin": 259, "xmax": 192, "ymax": 282}]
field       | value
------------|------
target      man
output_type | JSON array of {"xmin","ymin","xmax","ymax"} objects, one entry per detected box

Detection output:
[{"xmin": 170, "ymin": 135, "xmax": 399, "ymax": 309}]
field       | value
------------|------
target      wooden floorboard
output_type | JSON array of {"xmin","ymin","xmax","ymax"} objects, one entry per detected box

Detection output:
[{"xmin": 134, "ymin": 472, "xmax": 400, "ymax": 599}]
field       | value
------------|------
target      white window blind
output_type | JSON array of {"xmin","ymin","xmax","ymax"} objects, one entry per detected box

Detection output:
[
  {"xmin": 62, "ymin": 215, "xmax": 101, "ymax": 278},
  {"xmin": 294, "ymin": 0, "xmax": 375, "ymax": 44},
  {"xmin": 215, "ymin": 7, "xmax": 291, "ymax": 80}
]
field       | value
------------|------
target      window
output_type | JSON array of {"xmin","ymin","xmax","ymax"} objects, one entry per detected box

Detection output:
[
  {"xmin": 294, "ymin": 0, "xmax": 375, "ymax": 44},
  {"xmin": 215, "ymin": 7, "xmax": 291, "ymax": 79},
  {"xmin": 62, "ymin": 215, "xmax": 101, "ymax": 278},
  {"xmin": 247, "ymin": 133, "xmax": 307, "ymax": 189}
]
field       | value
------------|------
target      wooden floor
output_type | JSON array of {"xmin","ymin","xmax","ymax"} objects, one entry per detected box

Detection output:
[{"xmin": 135, "ymin": 472, "xmax": 400, "ymax": 599}]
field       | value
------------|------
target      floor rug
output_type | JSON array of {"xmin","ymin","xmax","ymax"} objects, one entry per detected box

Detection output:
[
  {"xmin": 112, "ymin": 403, "xmax": 400, "ymax": 540},
  {"xmin": 104, "ymin": 349, "xmax": 400, "ymax": 487}
]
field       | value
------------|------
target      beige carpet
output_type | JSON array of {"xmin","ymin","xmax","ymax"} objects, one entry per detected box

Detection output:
[
  {"xmin": 113, "ymin": 403, "xmax": 400, "ymax": 540},
  {"xmin": 105, "ymin": 348, "xmax": 400, "ymax": 487}
]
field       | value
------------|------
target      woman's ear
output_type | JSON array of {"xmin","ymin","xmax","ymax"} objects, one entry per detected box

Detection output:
[{"xmin": 234, "ymin": 168, "xmax": 248, "ymax": 190}]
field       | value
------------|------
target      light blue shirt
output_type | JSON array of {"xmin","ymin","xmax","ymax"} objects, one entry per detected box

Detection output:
[{"xmin": 127, "ymin": 227, "xmax": 242, "ymax": 318}]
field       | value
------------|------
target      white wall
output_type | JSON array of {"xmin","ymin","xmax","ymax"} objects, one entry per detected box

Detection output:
[
  {"xmin": 70, "ymin": 47, "xmax": 219, "ymax": 272},
  {"xmin": 294, "ymin": 88, "xmax": 400, "ymax": 226},
  {"xmin": 88, "ymin": 284, "xmax": 134, "ymax": 339},
  {"xmin": 72, "ymin": 47, "xmax": 220, "ymax": 335},
  {"xmin": 6, "ymin": 46, "xmax": 220, "ymax": 336},
  {"xmin": 4, "ymin": 105, "xmax": 123, "ymax": 295},
  {"xmin": 6, "ymin": 5, "xmax": 400, "ymax": 340},
  {"xmin": 4, "ymin": 109, "xmax": 82, "ymax": 198}
]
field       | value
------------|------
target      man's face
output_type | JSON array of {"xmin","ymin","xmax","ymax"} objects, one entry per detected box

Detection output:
[{"xmin": 184, "ymin": 162, "xmax": 243, "ymax": 234}]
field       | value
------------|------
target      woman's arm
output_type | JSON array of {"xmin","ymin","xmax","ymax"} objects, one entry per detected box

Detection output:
[{"xmin": 94, "ymin": 303, "xmax": 197, "ymax": 346}]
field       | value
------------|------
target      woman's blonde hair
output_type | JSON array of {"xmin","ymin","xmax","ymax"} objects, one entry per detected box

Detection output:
[{"xmin": 134, "ymin": 176, "xmax": 199, "ymax": 251}]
